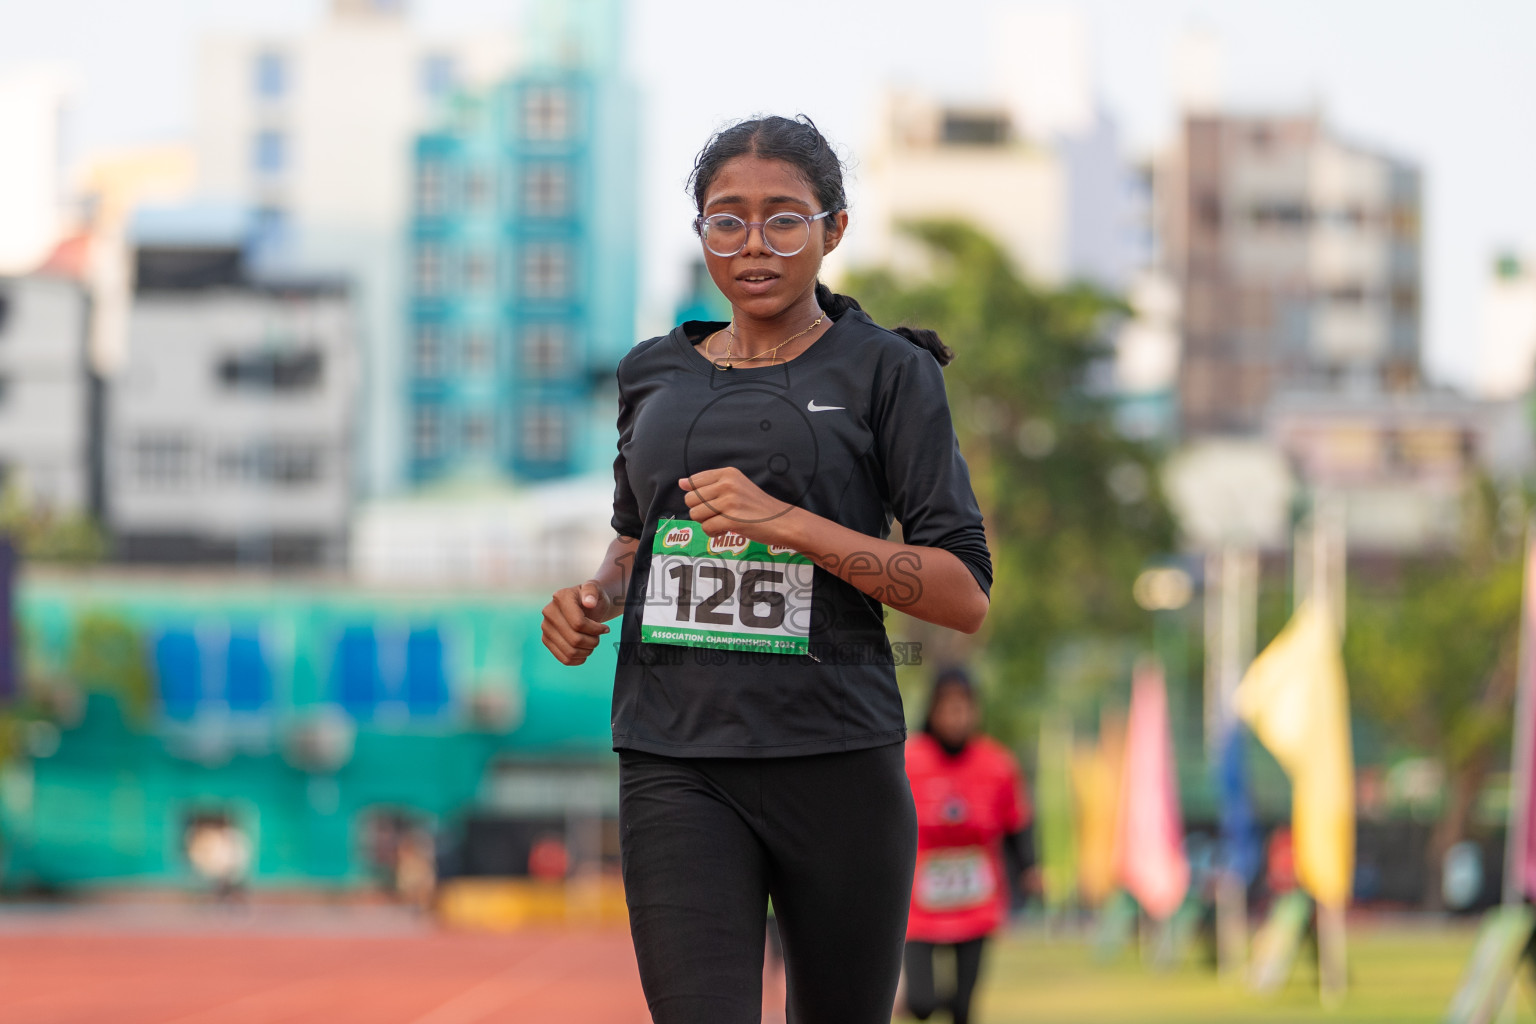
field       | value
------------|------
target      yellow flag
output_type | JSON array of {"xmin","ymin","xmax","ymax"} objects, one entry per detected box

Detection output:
[
  {"xmin": 1072, "ymin": 712, "xmax": 1125, "ymax": 907},
  {"xmin": 1235, "ymin": 599, "xmax": 1355, "ymax": 908}
]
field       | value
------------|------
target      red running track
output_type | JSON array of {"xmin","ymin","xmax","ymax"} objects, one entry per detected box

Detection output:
[{"xmin": 0, "ymin": 922, "xmax": 659, "ymax": 1024}]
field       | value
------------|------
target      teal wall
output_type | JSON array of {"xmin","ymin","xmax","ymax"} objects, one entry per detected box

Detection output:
[{"xmin": 1, "ymin": 572, "xmax": 616, "ymax": 890}]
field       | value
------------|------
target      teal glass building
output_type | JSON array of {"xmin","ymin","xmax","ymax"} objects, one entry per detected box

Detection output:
[{"xmin": 406, "ymin": 0, "xmax": 636, "ymax": 485}]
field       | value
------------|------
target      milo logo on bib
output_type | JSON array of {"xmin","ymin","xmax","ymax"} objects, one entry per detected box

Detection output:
[
  {"xmin": 641, "ymin": 518, "xmax": 816, "ymax": 656},
  {"xmin": 707, "ymin": 532, "xmax": 750, "ymax": 556},
  {"xmin": 661, "ymin": 524, "xmax": 694, "ymax": 548}
]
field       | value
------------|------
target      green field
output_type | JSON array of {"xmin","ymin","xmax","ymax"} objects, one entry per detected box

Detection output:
[{"xmin": 962, "ymin": 922, "xmax": 1535, "ymax": 1024}]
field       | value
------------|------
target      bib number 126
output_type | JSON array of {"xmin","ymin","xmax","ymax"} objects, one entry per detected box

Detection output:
[{"xmin": 641, "ymin": 519, "xmax": 814, "ymax": 655}]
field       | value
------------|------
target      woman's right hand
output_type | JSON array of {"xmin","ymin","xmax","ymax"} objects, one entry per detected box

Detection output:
[{"xmin": 541, "ymin": 580, "xmax": 615, "ymax": 666}]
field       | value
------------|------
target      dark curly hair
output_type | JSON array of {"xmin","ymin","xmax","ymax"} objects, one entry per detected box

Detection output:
[{"xmin": 688, "ymin": 114, "xmax": 954, "ymax": 367}]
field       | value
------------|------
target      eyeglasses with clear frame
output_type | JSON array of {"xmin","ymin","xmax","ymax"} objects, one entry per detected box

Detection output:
[{"xmin": 694, "ymin": 210, "xmax": 832, "ymax": 258}]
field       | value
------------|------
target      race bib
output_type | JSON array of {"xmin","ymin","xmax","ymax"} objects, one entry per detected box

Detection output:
[
  {"xmin": 641, "ymin": 519, "xmax": 815, "ymax": 656},
  {"xmin": 916, "ymin": 848, "xmax": 996, "ymax": 911}
]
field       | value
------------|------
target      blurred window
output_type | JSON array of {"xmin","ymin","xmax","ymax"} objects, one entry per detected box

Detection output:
[
  {"xmin": 415, "ymin": 243, "xmax": 446, "ymax": 296},
  {"xmin": 0, "ymin": 286, "xmax": 11, "ymax": 335},
  {"xmin": 421, "ymin": 53, "xmax": 457, "ymax": 98},
  {"xmin": 522, "ymin": 86, "xmax": 571, "ymax": 141},
  {"xmin": 216, "ymin": 446, "xmax": 249, "ymax": 482},
  {"xmin": 521, "ymin": 243, "xmax": 569, "ymax": 299},
  {"xmin": 135, "ymin": 434, "xmax": 194, "ymax": 487},
  {"xmin": 1251, "ymin": 201, "xmax": 1310, "ymax": 227},
  {"xmin": 253, "ymin": 130, "xmax": 287, "ymax": 176},
  {"xmin": 463, "ymin": 248, "xmax": 494, "ymax": 294},
  {"xmin": 254, "ymin": 51, "xmax": 288, "ymax": 100},
  {"xmin": 268, "ymin": 443, "xmax": 322, "ymax": 485},
  {"xmin": 413, "ymin": 323, "xmax": 446, "ymax": 377},
  {"xmin": 464, "ymin": 168, "xmax": 492, "ymax": 211},
  {"xmin": 214, "ymin": 442, "xmax": 322, "ymax": 485},
  {"xmin": 218, "ymin": 349, "xmax": 323, "ymax": 391},
  {"xmin": 0, "ymin": 376, "xmax": 8, "ymax": 407},
  {"xmin": 1198, "ymin": 193, "xmax": 1221, "ymax": 229},
  {"xmin": 417, "ymin": 162, "xmax": 449, "ymax": 216},
  {"xmin": 521, "ymin": 406, "xmax": 567, "ymax": 462},
  {"xmin": 523, "ymin": 163, "xmax": 569, "ymax": 217},
  {"xmin": 462, "ymin": 327, "xmax": 493, "ymax": 372},
  {"xmin": 940, "ymin": 112, "xmax": 1009, "ymax": 146},
  {"xmin": 413, "ymin": 406, "xmax": 444, "ymax": 458},
  {"xmin": 522, "ymin": 324, "xmax": 568, "ymax": 377}
]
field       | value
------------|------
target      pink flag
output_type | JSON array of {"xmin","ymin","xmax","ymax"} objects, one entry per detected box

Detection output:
[{"xmin": 1116, "ymin": 658, "xmax": 1190, "ymax": 920}]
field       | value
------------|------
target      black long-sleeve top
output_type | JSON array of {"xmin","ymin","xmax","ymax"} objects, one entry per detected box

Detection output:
[{"xmin": 608, "ymin": 306, "xmax": 992, "ymax": 757}]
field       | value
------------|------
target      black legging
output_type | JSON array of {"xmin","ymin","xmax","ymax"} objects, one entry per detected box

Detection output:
[
  {"xmin": 619, "ymin": 744, "xmax": 917, "ymax": 1024},
  {"xmin": 904, "ymin": 938, "xmax": 987, "ymax": 1024}
]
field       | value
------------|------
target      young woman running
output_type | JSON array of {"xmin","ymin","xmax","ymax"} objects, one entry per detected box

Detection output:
[
  {"xmin": 903, "ymin": 668, "xmax": 1034, "ymax": 1024},
  {"xmin": 541, "ymin": 115, "xmax": 992, "ymax": 1024}
]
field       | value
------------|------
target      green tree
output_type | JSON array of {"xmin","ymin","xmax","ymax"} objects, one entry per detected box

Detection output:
[
  {"xmin": 67, "ymin": 611, "xmax": 154, "ymax": 723},
  {"xmin": 846, "ymin": 221, "xmax": 1176, "ymax": 735},
  {"xmin": 0, "ymin": 482, "xmax": 107, "ymax": 563},
  {"xmin": 1344, "ymin": 478, "xmax": 1526, "ymax": 903}
]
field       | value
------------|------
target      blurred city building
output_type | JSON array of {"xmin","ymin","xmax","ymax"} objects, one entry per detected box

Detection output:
[
  {"xmin": 1475, "ymin": 252, "xmax": 1536, "ymax": 399},
  {"xmin": 991, "ymin": 7, "xmax": 1137, "ymax": 291},
  {"xmin": 73, "ymin": 145, "xmax": 199, "ymax": 379},
  {"xmin": 1267, "ymin": 391, "xmax": 1533, "ymax": 553},
  {"xmin": 0, "ymin": 264, "xmax": 97, "ymax": 516},
  {"xmin": 855, "ymin": 10, "xmax": 1180, "ymax": 442},
  {"xmin": 350, "ymin": 475, "xmax": 613, "ymax": 588},
  {"xmin": 106, "ymin": 209, "xmax": 356, "ymax": 567},
  {"xmin": 0, "ymin": 65, "xmax": 74, "ymax": 275},
  {"xmin": 404, "ymin": 0, "xmax": 635, "ymax": 486},
  {"xmin": 858, "ymin": 91, "xmax": 1069, "ymax": 286},
  {"xmin": 5, "ymin": 569, "xmax": 616, "ymax": 890},
  {"xmin": 1160, "ymin": 111, "xmax": 1423, "ymax": 437},
  {"xmin": 192, "ymin": 0, "xmax": 515, "ymax": 499},
  {"xmin": 857, "ymin": 11, "xmax": 1137, "ymax": 292}
]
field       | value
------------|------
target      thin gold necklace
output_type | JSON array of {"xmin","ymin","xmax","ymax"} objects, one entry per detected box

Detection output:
[{"xmin": 709, "ymin": 315, "xmax": 825, "ymax": 370}]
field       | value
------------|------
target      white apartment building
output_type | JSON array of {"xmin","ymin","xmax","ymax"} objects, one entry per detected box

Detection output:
[
  {"xmin": 109, "ymin": 238, "xmax": 357, "ymax": 567},
  {"xmin": 855, "ymin": 92, "xmax": 1069, "ymax": 286},
  {"xmin": 1476, "ymin": 253, "xmax": 1536, "ymax": 399},
  {"xmin": 193, "ymin": 0, "xmax": 513, "ymax": 498},
  {"xmin": 0, "ymin": 272, "xmax": 94, "ymax": 513},
  {"xmin": 0, "ymin": 66, "xmax": 73, "ymax": 275},
  {"xmin": 854, "ymin": 10, "xmax": 1138, "ymax": 293}
]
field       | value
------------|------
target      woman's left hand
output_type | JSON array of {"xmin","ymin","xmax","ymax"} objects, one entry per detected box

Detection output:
[{"xmin": 679, "ymin": 468, "xmax": 797, "ymax": 545}]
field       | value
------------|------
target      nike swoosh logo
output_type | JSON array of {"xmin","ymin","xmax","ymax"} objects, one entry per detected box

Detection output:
[{"xmin": 807, "ymin": 400, "xmax": 845, "ymax": 412}]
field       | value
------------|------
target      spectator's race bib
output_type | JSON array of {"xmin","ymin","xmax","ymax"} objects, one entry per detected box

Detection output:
[
  {"xmin": 641, "ymin": 519, "xmax": 815, "ymax": 656},
  {"xmin": 916, "ymin": 847, "xmax": 996, "ymax": 911}
]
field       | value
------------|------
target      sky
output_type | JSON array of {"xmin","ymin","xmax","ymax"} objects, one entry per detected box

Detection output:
[{"xmin": 2, "ymin": 0, "xmax": 1533, "ymax": 389}]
